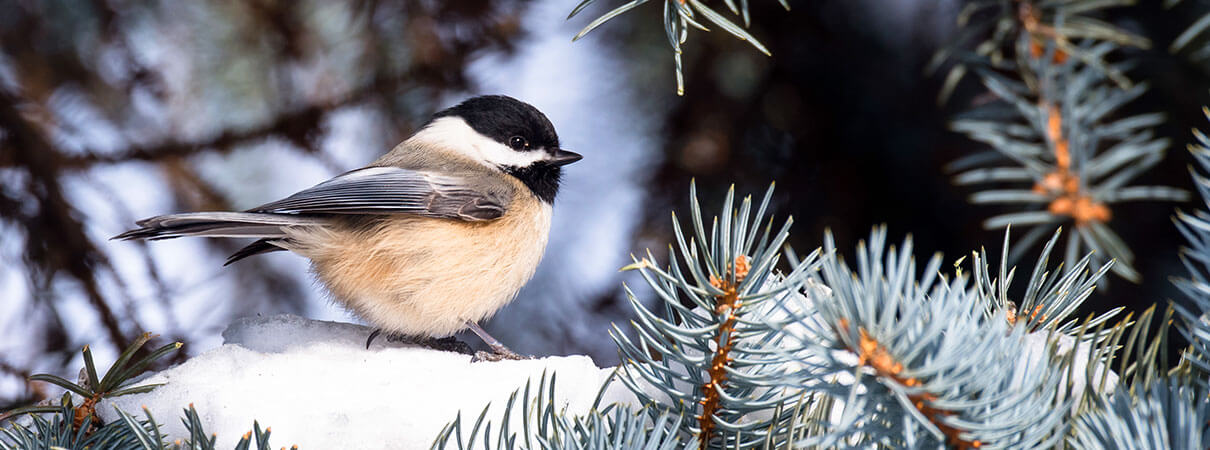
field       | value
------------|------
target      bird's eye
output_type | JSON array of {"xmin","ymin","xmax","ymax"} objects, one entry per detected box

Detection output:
[{"xmin": 509, "ymin": 136, "xmax": 529, "ymax": 150}]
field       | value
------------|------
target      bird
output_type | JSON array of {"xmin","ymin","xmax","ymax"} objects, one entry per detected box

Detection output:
[{"xmin": 114, "ymin": 95, "xmax": 581, "ymax": 361}]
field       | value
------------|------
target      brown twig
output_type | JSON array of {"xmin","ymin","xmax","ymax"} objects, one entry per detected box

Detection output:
[
  {"xmin": 1019, "ymin": 2, "xmax": 1070, "ymax": 64},
  {"xmin": 1006, "ymin": 303, "xmax": 1047, "ymax": 328},
  {"xmin": 838, "ymin": 319, "xmax": 983, "ymax": 449},
  {"xmin": 1032, "ymin": 104, "xmax": 1111, "ymax": 226},
  {"xmin": 698, "ymin": 255, "xmax": 750, "ymax": 449}
]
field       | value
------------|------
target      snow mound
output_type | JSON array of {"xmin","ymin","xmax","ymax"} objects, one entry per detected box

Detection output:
[{"xmin": 98, "ymin": 314, "xmax": 622, "ymax": 449}]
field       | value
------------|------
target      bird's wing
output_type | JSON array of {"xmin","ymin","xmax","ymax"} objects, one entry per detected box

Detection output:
[{"xmin": 247, "ymin": 166, "xmax": 510, "ymax": 221}]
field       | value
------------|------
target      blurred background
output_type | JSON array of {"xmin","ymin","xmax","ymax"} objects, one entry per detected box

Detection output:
[{"xmin": 3, "ymin": 0, "xmax": 1210, "ymax": 409}]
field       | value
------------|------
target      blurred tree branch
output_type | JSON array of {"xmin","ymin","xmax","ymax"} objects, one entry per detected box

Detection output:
[
  {"xmin": 0, "ymin": 89, "xmax": 140, "ymax": 351},
  {"xmin": 0, "ymin": 72, "xmax": 419, "ymax": 170}
]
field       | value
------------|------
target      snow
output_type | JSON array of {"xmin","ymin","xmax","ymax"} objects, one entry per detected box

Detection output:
[
  {"xmin": 1019, "ymin": 331, "xmax": 1119, "ymax": 400},
  {"xmin": 98, "ymin": 314, "xmax": 633, "ymax": 450}
]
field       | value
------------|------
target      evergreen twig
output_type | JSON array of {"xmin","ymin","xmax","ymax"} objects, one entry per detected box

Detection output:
[
  {"xmin": 568, "ymin": 0, "xmax": 787, "ymax": 95},
  {"xmin": 950, "ymin": 46, "xmax": 1187, "ymax": 282}
]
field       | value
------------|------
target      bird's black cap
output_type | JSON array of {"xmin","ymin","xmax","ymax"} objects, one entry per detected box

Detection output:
[{"xmin": 433, "ymin": 95, "xmax": 561, "ymax": 153}]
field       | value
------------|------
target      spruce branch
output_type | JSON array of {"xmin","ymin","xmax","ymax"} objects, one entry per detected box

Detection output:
[
  {"xmin": 784, "ymin": 227, "xmax": 1099, "ymax": 448},
  {"xmin": 1, "ymin": 333, "xmax": 180, "ymax": 432},
  {"xmin": 970, "ymin": 227, "xmax": 1118, "ymax": 335},
  {"xmin": 950, "ymin": 50, "xmax": 1187, "ymax": 282},
  {"xmin": 0, "ymin": 398, "xmax": 157, "ymax": 450},
  {"xmin": 1, "ymin": 396, "xmax": 280, "ymax": 449},
  {"xmin": 568, "ymin": 0, "xmax": 786, "ymax": 95},
  {"xmin": 929, "ymin": 0, "xmax": 1148, "ymax": 103},
  {"xmin": 1172, "ymin": 107, "xmax": 1210, "ymax": 386},
  {"xmin": 1070, "ymin": 377, "xmax": 1210, "ymax": 449},
  {"xmin": 1062, "ymin": 86, "xmax": 1210, "ymax": 450},
  {"xmin": 612, "ymin": 181, "xmax": 821, "ymax": 448},
  {"xmin": 1169, "ymin": 0, "xmax": 1210, "ymax": 66},
  {"xmin": 1112, "ymin": 306, "xmax": 1176, "ymax": 391},
  {"xmin": 605, "ymin": 183, "xmax": 1126, "ymax": 447}
]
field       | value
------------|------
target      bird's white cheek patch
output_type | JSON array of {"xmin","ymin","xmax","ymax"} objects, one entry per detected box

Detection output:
[
  {"xmin": 476, "ymin": 142, "xmax": 550, "ymax": 169},
  {"xmin": 412, "ymin": 117, "xmax": 551, "ymax": 169}
]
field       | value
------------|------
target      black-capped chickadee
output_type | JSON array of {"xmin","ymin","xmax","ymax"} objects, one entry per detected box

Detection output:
[{"xmin": 115, "ymin": 95, "xmax": 581, "ymax": 361}]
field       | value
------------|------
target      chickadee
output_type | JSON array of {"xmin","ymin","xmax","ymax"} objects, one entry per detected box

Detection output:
[{"xmin": 115, "ymin": 95, "xmax": 581, "ymax": 361}]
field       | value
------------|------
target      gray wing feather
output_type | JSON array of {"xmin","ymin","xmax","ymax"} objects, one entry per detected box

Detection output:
[{"xmin": 247, "ymin": 167, "xmax": 509, "ymax": 221}]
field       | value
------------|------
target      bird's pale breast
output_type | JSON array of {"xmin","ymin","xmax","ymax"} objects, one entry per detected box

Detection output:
[{"xmin": 284, "ymin": 185, "xmax": 551, "ymax": 337}]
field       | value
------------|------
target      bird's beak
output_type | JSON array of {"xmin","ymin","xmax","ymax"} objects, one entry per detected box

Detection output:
[{"xmin": 547, "ymin": 149, "xmax": 583, "ymax": 166}]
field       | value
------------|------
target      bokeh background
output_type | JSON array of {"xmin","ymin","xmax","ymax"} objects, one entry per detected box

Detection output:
[{"xmin": 3, "ymin": 0, "xmax": 1210, "ymax": 409}]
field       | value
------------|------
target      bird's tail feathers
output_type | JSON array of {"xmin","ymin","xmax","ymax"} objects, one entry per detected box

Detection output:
[{"xmin": 113, "ymin": 212, "xmax": 324, "ymax": 241}]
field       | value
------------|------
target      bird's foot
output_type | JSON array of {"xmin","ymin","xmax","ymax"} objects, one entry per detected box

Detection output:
[
  {"xmin": 365, "ymin": 329, "xmax": 473, "ymax": 355},
  {"xmin": 471, "ymin": 343, "xmax": 533, "ymax": 362}
]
